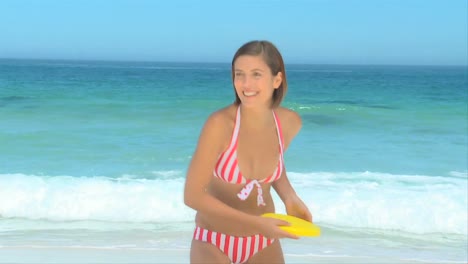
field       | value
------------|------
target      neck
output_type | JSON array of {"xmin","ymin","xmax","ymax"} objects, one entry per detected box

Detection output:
[{"xmin": 239, "ymin": 104, "xmax": 274, "ymax": 127}]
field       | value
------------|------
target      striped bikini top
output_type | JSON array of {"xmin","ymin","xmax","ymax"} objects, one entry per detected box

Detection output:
[{"xmin": 213, "ymin": 106, "xmax": 285, "ymax": 206}]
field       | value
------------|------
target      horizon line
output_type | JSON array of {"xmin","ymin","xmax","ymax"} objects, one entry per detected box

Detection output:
[{"xmin": 0, "ymin": 57, "xmax": 467, "ymax": 68}]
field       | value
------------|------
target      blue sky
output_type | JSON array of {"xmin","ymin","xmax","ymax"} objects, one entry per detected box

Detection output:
[{"xmin": 0, "ymin": 0, "xmax": 466, "ymax": 65}]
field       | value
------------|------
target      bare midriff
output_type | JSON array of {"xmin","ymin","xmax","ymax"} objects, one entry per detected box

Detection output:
[{"xmin": 194, "ymin": 177, "xmax": 276, "ymax": 237}]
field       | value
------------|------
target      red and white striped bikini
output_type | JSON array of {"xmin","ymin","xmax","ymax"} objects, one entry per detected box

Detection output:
[
  {"xmin": 193, "ymin": 226, "xmax": 275, "ymax": 264},
  {"xmin": 193, "ymin": 106, "xmax": 285, "ymax": 263}
]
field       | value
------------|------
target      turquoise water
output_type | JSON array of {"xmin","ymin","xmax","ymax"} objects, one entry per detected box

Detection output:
[{"xmin": 0, "ymin": 59, "xmax": 467, "ymax": 262}]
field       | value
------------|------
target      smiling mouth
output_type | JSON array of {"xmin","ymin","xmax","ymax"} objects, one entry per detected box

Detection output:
[{"xmin": 243, "ymin": 91, "xmax": 258, "ymax": 97}]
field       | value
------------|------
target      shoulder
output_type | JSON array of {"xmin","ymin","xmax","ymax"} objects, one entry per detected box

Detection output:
[
  {"xmin": 275, "ymin": 106, "xmax": 302, "ymax": 134},
  {"xmin": 274, "ymin": 106, "xmax": 302, "ymax": 147},
  {"xmin": 203, "ymin": 105, "xmax": 236, "ymax": 132},
  {"xmin": 198, "ymin": 105, "xmax": 236, "ymax": 150}
]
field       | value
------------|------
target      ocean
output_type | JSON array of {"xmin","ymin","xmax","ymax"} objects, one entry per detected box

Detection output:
[{"xmin": 0, "ymin": 59, "xmax": 467, "ymax": 263}]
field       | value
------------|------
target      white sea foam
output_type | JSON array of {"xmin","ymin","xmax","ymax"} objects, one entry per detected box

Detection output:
[
  {"xmin": 449, "ymin": 170, "xmax": 468, "ymax": 179},
  {"xmin": 0, "ymin": 173, "xmax": 193, "ymax": 224},
  {"xmin": 287, "ymin": 171, "xmax": 467, "ymax": 236},
  {"xmin": 0, "ymin": 171, "xmax": 466, "ymax": 236}
]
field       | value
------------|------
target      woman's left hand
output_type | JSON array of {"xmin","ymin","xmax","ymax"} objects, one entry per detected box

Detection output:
[{"xmin": 284, "ymin": 195, "xmax": 313, "ymax": 222}]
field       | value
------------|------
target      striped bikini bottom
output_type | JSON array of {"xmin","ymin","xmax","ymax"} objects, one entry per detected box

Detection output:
[{"xmin": 193, "ymin": 226, "xmax": 275, "ymax": 264}]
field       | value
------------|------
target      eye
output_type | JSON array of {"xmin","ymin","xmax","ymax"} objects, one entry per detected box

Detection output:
[
  {"xmin": 235, "ymin": 73, "xmax": 246, "ymax": 81},
  {"xmin": 253, "ymin": 72, "xmax": 262, "ymax": 77}
]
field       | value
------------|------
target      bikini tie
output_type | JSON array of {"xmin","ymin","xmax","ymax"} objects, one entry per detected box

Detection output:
[{"xmin": 237, "ymin": 180, "xmax": 266, "ymax": 206}]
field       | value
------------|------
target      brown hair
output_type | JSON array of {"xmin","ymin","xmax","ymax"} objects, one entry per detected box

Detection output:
[{"xmin": 231, "ymin": 40, "xmax": 287, "ymax": 108}]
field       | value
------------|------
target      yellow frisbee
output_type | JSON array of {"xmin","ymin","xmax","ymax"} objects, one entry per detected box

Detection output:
[{"xmin": 261, "ymin": 213, "xmax": 321, "ymax": 237}]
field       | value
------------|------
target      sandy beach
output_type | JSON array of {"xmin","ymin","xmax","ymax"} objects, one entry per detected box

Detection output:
[
  {"xmin": 1, "ymin": 246, "xmax": 460, "ymax": 264},
  {"xmin": 1, "ymin": 229, "xmax": 465, "ymax": 264}
]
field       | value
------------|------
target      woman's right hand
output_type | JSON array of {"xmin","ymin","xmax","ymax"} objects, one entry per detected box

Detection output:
[{"xmin": 253, "ymin": 216, "xmax": 299, "ymax": 240}]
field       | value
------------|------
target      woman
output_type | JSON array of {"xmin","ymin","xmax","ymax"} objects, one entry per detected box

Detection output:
[{"xmin": 184, "ymin": 40, "xmax": 312, "ymax": 264}]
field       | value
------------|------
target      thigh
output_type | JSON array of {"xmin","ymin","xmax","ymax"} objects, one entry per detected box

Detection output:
[
  {"xmin": 190, "ymin": 239, "xmax": 231, "ymax": 264},
  {"xmin": 247, "ymin": 239, "xmax": 285, "ymax": 264}
]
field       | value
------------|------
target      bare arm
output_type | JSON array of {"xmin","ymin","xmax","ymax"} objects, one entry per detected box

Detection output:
[
  {"xmin": 272, "ymin": 109, "xmax": 312, "ymax": 222},
  {"xmin": 273, "ymin": 168, "xmax": 298, "ymax": 204},
  {"xmin": 184, "ymin": 112, "xmax": 254, "ymax": 223},
  {"xmin": 273, "ymin": 108, "xmax": 302, "ymax": 201}
]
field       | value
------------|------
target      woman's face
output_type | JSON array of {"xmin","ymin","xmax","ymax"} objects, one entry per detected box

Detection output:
[{"xmin": 233, "ymin": 55, "xmax": 282, "ymax": 108}]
